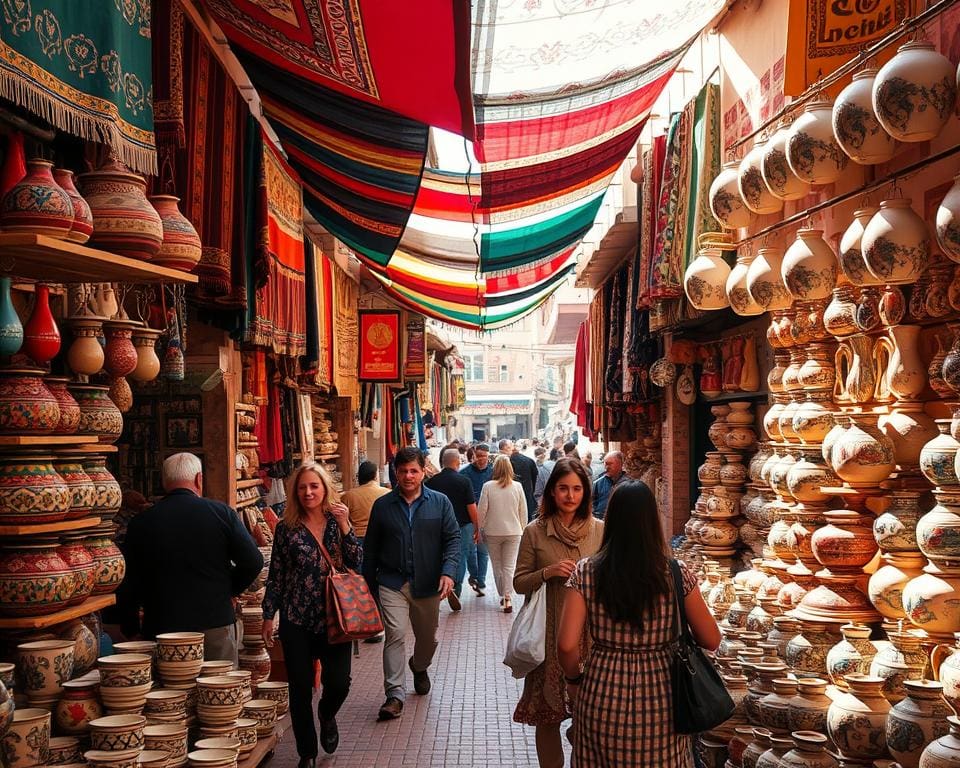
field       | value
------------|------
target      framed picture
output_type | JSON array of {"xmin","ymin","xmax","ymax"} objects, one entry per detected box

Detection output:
[
  {"xmin": 165, "ymin": 415, "xmax": 202, "ymax": 448},
  {"xmin": 358, "ymin": 310, "xmax": 401, "ymax": 382}
]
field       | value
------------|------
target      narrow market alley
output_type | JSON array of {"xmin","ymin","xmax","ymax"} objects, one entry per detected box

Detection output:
[{"xmin": 271, "ymin": 582, "xmax": 562, "ymax": 767}]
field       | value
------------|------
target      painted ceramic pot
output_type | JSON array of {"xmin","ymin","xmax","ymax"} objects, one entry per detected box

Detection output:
[
  {"xmin": 143, "ymin": 724, "xmax": 188, "ymax": 765},
  {"xmin": 739, "ymin": 139, "xmax": 783, "ymax": 215},
  {"xmin": 708, "ymin": 405, "xmax": 732, "ymax": 450},
  {"xmin": 52, "ymin": 455, "xmax": 97, "ymax": 520},
  {"xmin": 130, "ymin": 327, "xmax": 162, "ymax": 383},
  {"xmin": 57, "ymin": 535, "xmax": 96, "ymax": 606},
  {"xmin": 862, "ymin": 198, "xmax": 930, "ymax": 286},
  {"xmin": 827, "ymin": 674, "xmax": 891, "ymax": 761},
  {"xmin": 85, "ymin": 524, "xmax": 126, "ymax": 595},
  {"xmin": 787, "ymin": 100, "xmax": 849, "ymax": 185},
  {"xmin": 811, "ymin": 509, "xmax": 877, "ymax": 570},
  {"xmin": 0, "ymin": 277, "xmax": 22, "ymax": 358},
  {"xmin": 55, "ymin": 677, "xmax": 102, "ymax": 735},
  {"xmin": 1, "ymin": 708, "xmax": 50, "ymax": 768},
  {"xmin": 833, "ymin": 69, "xmax": 898, "ymax": 164},
  {"xmin": 780, "ymin": 731, "xmax": 837, "ymax": 768},
  {"xmin": 786, "ymin": 446, "xmax": 838, "ymax": 504},
  {"xmin": 826, "ymin": 624, "xmax": 877, "ymax": 687},
  {"xmin": 873, "ymin": 40, "xmax": 956, "ymax": 142},
  {"xmin": 743, "ymin": 728, "xmax": 773, "ymax": 768},
  {"xmin": 903, "ymin": 565, "xmax": 960, "ymax": 641},
  {"xmin": 0, "ymin": 368, "xmax": 60, "ymax": 434},
  {"xmin": 0, "ymin": 540, "xmax": 76, "ymax": 615},
  {"xmin": 0, "ymin": 454, "xmax": 71, "ymax": 523},
  {"xmin": 59, "ymin": 617, "xmax": 98, "ymax": 675},
  {"xmin": 102, "ymin": 319, "xmax": 139, "ymax": 378},
  {"xmin": 698, "ymin": 452, "xmax": 724, "ymax": 486},
  {"xmin": 69, "ymin": 384, "xmax": 123, "ymax": 444},
  {"xmin": 80, "ymin": 159, "xmax": 163, "ymax": 261},
  {"xmin": 920, "ymin": 715, "xmax": 960, "ymax": 768},
  {"xmin": 150, "ymin": 195, "xmax": 202, "ymax": 272},
  {"xmin": 868, "ymin": 631, "xmax": 929, "ymax": 703},
  {"xmin": 782, "ymin": 228, "xmax": 837, "ymax": 302},
  {"xmin": 719, "ymin": 455, "xmax": 748, "ymax": 487},
  {"xmin": 53, "ymin": 168, "xmax": 93, "ymax": 244},
  {"xmin": 920, "ymin": 421, "xmax": 960, "ymax": 489},
  {"xmin": 822, "ymin": 414, "xmax": 850, "ymax": 466},
  {"xmin": 785, "ymin": 620, "xmax": 836, "ymax": 678},
  {"xmin": 684, "ymin": 238, "xmax": 732, "ymax": 310},
  {"xmin": 943, "ymin": 324, "xmax": 960, "ymax": 396},
  {"xmin": 787, "ymin": 677, "xmax": 831, "ymax": 733},
  {"xmin": 878, "ymin": 401, "xmax": 938, "ymax": 471},
  {"xmin": 873, "ymin": 490, "xmax": 923, "ymax": 553},
  {"xmin": 83, "ymin": 455, "xmax": 122, "ymax": 520},
  {"xmin": 0, "ymin": 158, "xmax": 74, "ymax": 238},
  {"xmin": 22, "ymin": 283, "xmax": 60, "ymax": 364},
  {"xmin": 797, "ymin": 343, "xmax": 836, "ymax": 391},
  {"xmin": 726, "ymin": 251, "xmax": 764, "ymax": 316},
  {"xmin": 758, "ymin": 677, "xmax": 797, "ymax": 732},
  {"xmin": 65, "ymin": 315, "xmax": 105, "ymax": 376},
  {"xmin": 238, "ymin": 643, "xmax": 272, "ymax": 686},
  {"xmin": 709, "ymin": 161, "xmax": 751, "ymax": 230},
  {"xmin": 761, "ymin": 123, "xmax": 808, "ymax": 201},
  {"xmin": 89, "ymin": 714, "xmax": 147, "ymax": 752},
  {"xmin": 933, "ymin": 635, "xmax": 960, "ymax": 715},
  {"xmin": 839, "ymin": 207, "xmax": 883, "ymax": 286},
  {"xmin": 937, "ymin": 173, "xmax": 960, "ymax": 264},
  {"xmin": 97, "ymin": 654, "xmax": 153, "ymax": 714},
  {"xmin": 16, "ymin": 639, "xmax": 74, "ymax": 700},
  {"xmin": 830, "ymin": 412, "xmax": 895, "ymax": 486},
  {"xmin": 156, "ymin": 631, "xmax": 205, "ymax": 685},
  {"xmin": 869, "ymin": 552, "xmax": 927, "ymax": 621},
  {"xmin": 823, "ymin": 285, "xmax": 859, "ymax": 338},
  {"xmin": 45, "ymin": 376, "xmax": 81, "ymax": 435},
  {"xmin": 47, "ymin": 736, "xmax": 82, "ymax": 765},
  {"xmin": 886, "ymin": 680, "xmax": 952, "ymax": 768},
  {"xmin": 746, "ymin": 247, "xmax": 792, "ymax": 312},
  {"xmin": 108, "ymin": 375, "xmax": 133, "ymax": 414},
  {"xmin": 917, "ymin": 489, "xmax": 960, "ymax": 563}
]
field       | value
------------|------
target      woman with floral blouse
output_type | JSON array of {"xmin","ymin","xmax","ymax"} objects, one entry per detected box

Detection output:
[{"xmin": 262, "ymin": 462, "xmax": 362, "ymax": 767}]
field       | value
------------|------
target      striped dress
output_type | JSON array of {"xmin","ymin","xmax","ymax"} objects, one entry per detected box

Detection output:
[{"xmin": 567, "ymin": 558, "xmax": 697, "ymax": 767}]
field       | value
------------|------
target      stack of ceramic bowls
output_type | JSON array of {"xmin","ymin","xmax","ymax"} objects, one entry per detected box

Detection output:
[
  {"xmin": 140, "ymin": 750, "xmax": 172, "ymax": 767},
  {"xmin": 114, "ymin": 640, "xmax": 158, "ymax": 679},
  {"xmin": 97, "ymin": 654, "xmax": 153, "ymax": 714},
  {"xmin": 199, "ymin": 660, "xmax": 233, "ymax": 677},
  {"xmin": 196, "ymin": 676, "xmax": 245, "ymax": 726},
  {"xmin": 254, "ymin": 681, "xmax": 288, "ymax": 716},
  {"xmin": 144, "ymin": 723, "xmax": 189, "ymax": 768},
  {"xmin": 84, "ymin": 749, "xmax": 141, "ymax": 768},
  {"xmin": 155, "ymin": 633, "xmax": 204, "ymax": 686},
  {"xmin": 1, "ymin": 708, "xmax": 50, "ymax": 768},
  {"xmin": 186, "ymin": 748, "xmax": 238, "ymax": 768},
  {"xmin": 194, "ymin": 738, "xmax": 240, "ymax": 758},
  {"xmin": 235, "ymin": 719, "xmax": 259, "ymax": 755},
  {"xmin": 89, "ymin": 714, "xmax": 146, "ymax": 752},
  {"xmin": 241, "ymin": 699, "xmax": 277, "ymax": 739},
  {"xmin": 144, "ymin": 689, "xmax": 188, "ymax": 724},
  {"xmin": 224, "ymin": 670, "xmax": 252, "ymax": 703},
  {"xmin": 48, "ymin": 735, "xmax": 83, "ymax": 764}
]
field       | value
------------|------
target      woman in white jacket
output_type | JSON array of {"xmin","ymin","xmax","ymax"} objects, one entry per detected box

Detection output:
[{"xmin": 478, "ymin": 454, "xmax": 528, "ymax": 613}]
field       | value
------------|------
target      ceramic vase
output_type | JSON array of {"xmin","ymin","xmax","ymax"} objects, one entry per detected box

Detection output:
[
  {"xmin": 919, "ymin": 715, "xmax": 960, "ymax": 768},
  {"xmin": 873, "ymin": 40, "xmax": 957, "ymax": 142},
  {"xmin": 920, "ymin": 422, "xmax": 960, "ymax": 490},
  {"xmin": 79, "ymin": 158, "xmax": 163, "ymax": 261},
  {"xmin": 69, "ymin": 384, "xmax": 123, "ymax": 443},
  {"xmin": 150, "ymin": 195, "xmax": 202, "ymax": 272},
  {"xmin": 833, "ymin": 68, "xmax": 898, "ymax": 164},
  {"xmin": 761, "ymin": 123, "xmax": 808, "ymax": 201},
  {"xmin": 0, "ymin": 158, "xmax": 73, "ymax": 238},
  {"xmin": 782, "ymin": 228, "xmax": 837, "ymax": 302},
  {"xmin": 917, "ymin": 488, "xmax": 960, "ymax": 564},
  {"xmin": 839, "ymin": 207, "xmax": 883, "ymax": 286},
  {"xmin": 0, "ymin": 277, "xmax": 22, "ymax": 357},
  {"xmin": 1, "ymin": 708, "xmax": 50, "ymax": 768},
  {"xmin": 85, "ymin": 524, "xmax": 126, "ymax": 595},
  {"xmin": 878, "ymin": 401, "xmax": 937, "ymax": 470},
  {"xmin": 65, "ymin": 315, "xmax": 105, "ymax": 376},
  {"xmin": 826, "ymin": 623, "xmax": 877, "ymax": 687},
  {"xmin": 787, "ymin": 677, "xmax": 832, "ymax": 733},
  {"xmin": 873, "ymin": 490, "xmax": 923, "ymax": 553},
  {"xmin": 943, "ymin": 325, "xmax": 960, "ymax": 395},
  {"xmin": 102, "ymin": 319, "xmax": 139, "ymax": 378},
  {"xmin": 709, "ymin": 161, "xmax": 751, "ymax": 230},
  {"xmin": 869, "ymin": 631, "xmax": 929, "ymax": 703},
  {"xmin": 830, "ymin": 412, "xmax": 895, "ymax": 485},
  {"xmin": 684, "ymin": 237, "xmax": 732, "ymax": 310},
  {"xmin": 739, "ymin": 139, "xmax": 783, "ymax": 215},
  {"xmin": 862, "ymin": 199, "xmax": 930, "ymax": 285},
  {"xmin": 824, "ymin": 285, "xmax": 859, "ymax": 337},
  {"xmin": 53, "ymin": 168, "xmax": 93, "ymax": 244},
  {"xmin": 0, "ymin": 368, "xmax": 59, "ymax": 434},
  {"xmin": 59, "ymin": 618, "xmax": 98, "ymax": 677},
  {"xmin": 780, "ymin": 731, "xmax": 838, "ymax": 768},
  {"xmin": 869, "ymin": 552, "xmax": 927, "ymax": 621},
  {"xmin": 130, "ymin": 327, "xmax": 162, "ymax": 383},
  {"xmin": 55, "ymin": 678, "xmax": 102, "ymax": 735},
  {"xmin": 0, "ymin": 542, "xmax": 75, "ymax": 615},
  {"xmin": 786, "ymin": 621, "xmax": 835, "ymax": 678},
  {"xmin": 932, "ymin": 635, "xmax": 960, "ymax": 714},
  {"xmin": 21, "ymin": 283, "xmax": 60, "ymax": 364},
  {"xmin": 727, "ymin": 251, "xmax": 764, "ymax": 316},
  {"xmin": 787, "ymin": 100, "xmax": 849, "ymax": 185},
  {"xmin": 0, "ymin": 453, "xmax": 70, "ymax": 523},
  {"xmin": 826, "ymin": 674, "xmax": 891, "ymax": 761},
  {"xmin": 45, "ymin": 376, "xmax": 80, "ymax": 435},
  {"xmin": 886, "ymin": 680, "xmax": 952, "ymax": 768},
  {"xmin": 746, "ymin": 247, "xmax": 792, "ymax": 312},
  {"xmin": 52, "ymin": 454, "xmax": 97, "ymax": 520},
  {"xmin": 937, "ymin": 173, "xmax": 960, "ymax": 264},
  {"xmin": 83, "ymin": 455, "xmax": 122, "ymax": 520},
  {"xmin": 903, "ymin": 564, "xmax": 960, "ymax": 640}
]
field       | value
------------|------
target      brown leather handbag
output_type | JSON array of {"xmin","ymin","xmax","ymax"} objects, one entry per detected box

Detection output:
[{"xmin": 317, "ymin": 539, "xmax": 384, "ymax": 644}]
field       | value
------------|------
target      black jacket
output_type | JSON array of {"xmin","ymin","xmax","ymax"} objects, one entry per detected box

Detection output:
[
  {"xmin": 510, "ymin": 453, "xmax": 539, "ymax": 521},
  {"xmin": 118, "ymin": 489, "xmax": 264, "ymax": 637}
]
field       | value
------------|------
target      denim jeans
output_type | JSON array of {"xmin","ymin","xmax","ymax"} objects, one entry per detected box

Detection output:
[{"xmin": 455, "ymin": 523, "xmax": 489, "ymax": 594}]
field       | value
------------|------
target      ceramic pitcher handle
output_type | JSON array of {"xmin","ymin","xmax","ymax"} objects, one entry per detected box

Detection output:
[
  {"xmin": 872, "ymin": 336, "xmax": 894, "ymax": 403},
  {"xmin": 834, "ymin": 342, "xmax": 852, "ymax": 402},
  {"xmin": 931, "ymin": 643, "xmax": 953, "ymax": 682}
]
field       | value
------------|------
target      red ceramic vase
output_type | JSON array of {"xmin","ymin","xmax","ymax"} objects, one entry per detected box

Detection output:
[
  {"xmin": 0, "ymin": 454, "xmax": 71, "ymax": 524},
  {"xmin": 53, "ymin": 169, "xmax": 93, "ymax": 244},
  {"xmin": 0, "ymin": 158, "xmax": 74, "ymax": 238},
  {"xmin": 150, "ymin": 195, "xmax": 202, "ymax": 272},
  {"xmin": 0, "ymin": 368, "xmax": 60, "ymax": 434},
  {"xmin": 102, "ymin": 320, "xmax": 138, "ymax": 378},
  {"xmin": 45, "ymin": 377, "xmax": 80, "ymax": 435},
  {"xmin": 56, "ymin": 535, "xmax": 95, "ymax": 606},
  {"xmin": 0, "ymin": 540, "xmax": 76, "ymax": 616},
  {"xmin": 22, "ymin": 284, "xmax": 61, "ymax": 364}
]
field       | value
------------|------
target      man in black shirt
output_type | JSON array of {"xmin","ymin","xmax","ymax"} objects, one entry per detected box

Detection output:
[
  {"xmin": 500, "ymin": 439, "xmax": 539, "ymax": 522},
  {"xmin": 424, "ymin": 447, "xmax": 478, "ymax": 611},
  {"xmin": 118, "ymin": 452, "xmax": 264, "ymax": 665}
]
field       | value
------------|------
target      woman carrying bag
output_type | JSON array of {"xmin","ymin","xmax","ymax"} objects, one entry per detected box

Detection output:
[
  {"xmin": 261, "ymin": 462, "xmax": 363, "ymax": 766},
  {"xmin": 557, "ymin": 480, "xmax": 721, "ymax": 767}
]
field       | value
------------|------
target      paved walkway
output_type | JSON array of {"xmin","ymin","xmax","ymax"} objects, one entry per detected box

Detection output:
[{"xmin": 270, "ymin": 573, "xmax": 568, "ymax": 766}]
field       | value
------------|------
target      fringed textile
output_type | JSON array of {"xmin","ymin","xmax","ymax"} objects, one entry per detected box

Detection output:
[
  {"xmin": 638, "ymin": 135, "xmax": 667, "ymax": 307},
  {"xmin": 332, "ymin": 264, "xmax": 360, "ymax": 408},
  {"xmin": 683, "ymin": 84, "xmax": 721, "ymax": 272}
]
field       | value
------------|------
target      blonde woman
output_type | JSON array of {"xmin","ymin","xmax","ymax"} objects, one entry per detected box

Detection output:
[
  {"xmin": 262, "ymin": 462, "xmax": 361, "ymax": 766},
  {"xmin": 478, "ymin": 454, "xmax": 527, "ymax": 613}
]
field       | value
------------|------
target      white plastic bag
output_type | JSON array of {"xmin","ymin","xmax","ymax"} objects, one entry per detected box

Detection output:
[{"xmin": 503, "ymin": 585, "xmax": 547, "ymax": 678}]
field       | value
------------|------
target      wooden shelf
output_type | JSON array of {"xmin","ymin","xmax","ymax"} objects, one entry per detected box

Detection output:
[
  {"xmin": 236, "ymin": 479, "xmax": 262, "ymax": 489},
  {"xmin": 0, "ymin": 594, "xmax": 116, "ymax": 629},
  {"xmin": 235, "ymin": 403, "xmax": 257, "ymax": 413},
  {"xmin": 71, "ymin": 443, "xmax": 118, "ymax": 453},
  {"xmin": 0, "ymin": 234, "xmax": 198, "ymax": 284},
  {"xmin": 238, "ymin": 714, "xmax": 289, "ymax": 768},
  {"xmin": 0, "ymin": 516, "xmax": 100, "ymax": 536},
  {"xmin": 0, "ymin": 435, "xmax": 101, "ymax": 447},
  {"xmin": 236, "ymin": 496, "xmax": 261, "ymax": 509},
  {"xmin": 238, "ymin": 441, "xmax": 258, "ymax": 448},
  {"xmin": 699, "ymin": 390, "xmax": 771, "ymax": 404},
  {"xmin": 316, "ymin": 454, "xmax": 339, "ymax": 460}
]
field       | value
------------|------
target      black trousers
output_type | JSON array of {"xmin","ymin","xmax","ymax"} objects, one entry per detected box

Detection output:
[{"xmin": 279, "ymin": 620, "xmax": 353, "ymax": 759}]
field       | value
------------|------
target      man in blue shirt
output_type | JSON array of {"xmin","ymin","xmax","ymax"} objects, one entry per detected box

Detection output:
[
  {"xmin": 592, "ymin": 451, "xmax": 626, "ymax": 520},
  {"xmin": 363, "ymin": 447, "xmax": 460, "ymax": 722},
  {"xmin": 459, "ymin": 443, "xmax": 493, "ymax": 594}
]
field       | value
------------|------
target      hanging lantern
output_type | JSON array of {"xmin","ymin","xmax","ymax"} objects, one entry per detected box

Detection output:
[
  {"xmin": 873, "ymin": 41, "xmax": 956, "ymax": 142},
  {"xmin": 832, "ymin": 69, "xmax": 897, "ymax": 165},
  {"xmin": 708, "ymin": 161, "xmax": 751, "ymax": 230}
]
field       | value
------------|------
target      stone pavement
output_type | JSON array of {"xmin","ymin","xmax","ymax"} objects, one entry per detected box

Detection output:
[{"xmin": 269, "ymin": 573, "xmax": 569, "ymax": 766}]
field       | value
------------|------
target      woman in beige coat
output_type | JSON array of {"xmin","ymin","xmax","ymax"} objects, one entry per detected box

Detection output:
[
  {"xmin": 478, "ymin": 454, "xmax": 527, "ymax": 613},
  {"xmin": 513, "ymin": 457, "xmax": 603, "ymax": 768}
]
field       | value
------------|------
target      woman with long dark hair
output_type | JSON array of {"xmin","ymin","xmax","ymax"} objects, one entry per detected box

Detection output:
[
  {"xmin": 513, "ymin": 457, "xmax": 604, "ymax": 768},
  {"xmin": 557, "ymin": 480, "xmax": 720, "ymax": 767}
]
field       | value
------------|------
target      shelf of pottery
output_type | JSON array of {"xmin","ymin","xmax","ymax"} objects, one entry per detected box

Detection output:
[
  {"xmin": 234, "ymin": 401, "xmax": 266, "ymax": 516},
  {"xmin": 311, "ymin": 398, "xmax": 343, "ymax": 493}
]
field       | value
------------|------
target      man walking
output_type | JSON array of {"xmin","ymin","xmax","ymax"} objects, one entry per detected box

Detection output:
[
  {"xmin": 592, "ymin": 450, "xmax": 626, "ymax": 519},
  {"xmin": 459, "ymin": 444, "xmax": 493, "ymax": 595},
  {"xmin": 500, "ymin": 439, "xmax": 539, "ymax": 523},
  {"xmin": 533, "ymin": 446, "xmax": 552, "ymax": 511},
  {"xmin": 363, "ymin": 447, "xmax": 460, "ymax": 721},
  {"xmin": 425, "ymin": 447, "xmax": 479, "ymax": 611},
  {"xmin": 341, "ymin": 461, "xmax": 389, "ymax": 546},
  {"xmin": 118, "ymin": 453, "xmax": 264, "ymax": 665}
]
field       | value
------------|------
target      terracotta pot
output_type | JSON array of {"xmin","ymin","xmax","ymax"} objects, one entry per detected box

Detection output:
[
  {"xmin": 869, "ymin": 552, "xmax": 927, "ymax": 621},
  {"xmin": 921, "ymin": 421, "xmax": 960, "ymax": 489},
  {"xmin": 811, "ymin": 509, "xmax": 877, "ymax": 570},
  {"xmin": 102, "ymin": 319, "xmax": 139, "ymax": 378},
  {"xmin": 761, "ymin": 123, "xmax": 808, "ymax": 201},
  {"xmin": 108, "ymin": 376, "xmax": 133, "ymax": 413},
  {"xmin": 856, "ymin": 285, "xmax": 883, "ymax": 331},
  {"xmin": 83, "ymin": 455, "xmax": 122, "ymax": 521},
  {"xmin": 53, "ymin": 168, "xmax": 93, "ymax": 244},
  {"xmin": 873, "ymin": 40, "xmax": 956, "ymax": 142},
  {"xmin": 727, "ymin": 251, "xmax": 764, "ymax": 316},
  {"xmin": 887, "ymin": 679, "xmax": 952, "ymax": 768},
  {"xmin": 52, "ymin": 454, "xmax": 97, "ymax": 520},
  {"xmin": 747, "ymin": 247, "xmax": 793, "ymax": 311},
  {"xmin": 238, "ymin": 641, "xmax": 272, "ymax": 686},
  {"xmin": 879, "ymin": 401, "xmax": 938, "ymax": 471},
  {"xmin": 874, "ymin": 490, "xmax": 923, "ymax": 553},
  {"xmin": 787, "ymin": 677, "xmax": 831, "ymax": 733},
  {"xmin": 881, "ymin": 283, "xmax": 907, "ymax": 327},
  {"xmin": 827, "ymin": 674, "xmax": 891, "ymax": 761},
  {"xmin": 937, "ymin": 173, "xmax": 960, "ymax": 264},
  {"xmin": 0, "ymin": 158, "xmax": 73, "ymax": 238},
  {"xmin": 920, "ymin": 715, "xmax": 960, "ymax": 767},
  {"xmin": 709, "ymin": 162, "xmax": 751, "ymax": 230},
  {"xmin": 739, "ymin": 139, "xmax": 783, "ymax": 215},
  {"xmin": 57, "ymin": 534, "xmax": 95, "ymax": 606},
  {"xmin": 826, "ymin": 623, "xmax": 878, "ymax": 687},
  {"xmin": 787, "ymin": 100, "xmax": 849, "ymax": 185},
  {"xmin": 0, "ymin": 368, "xmax": 59, "ymax": 434},
  {"xmin": 869, "ymin": 631, "xmax": 929, "ymax": 703},
  {"xmin": 55, "ymin": 678, "xmax": 103, "ymax": 735},
  {"xmin": 708, "ymin": 405, "xmax": 732, "ymax": 450},
  {"xmin": 65, "ymin": 316, "xmax": 105, "ymax": 376},
  {"xmin": 69, "ymin": 384, "xmax": 123, "ymax": 444},
  {"xmin": 79, "ymin": 159, "xmax": 163, "ymax": 261},
  {"xmin": 45, "ymin": 376, "xmax": 80, "ymax": 435},
  {"xmin": 833, "ymin": 69, "xmax": 898, "ymax": 164},
  {"xmin": 830, "ymin": 412, "xmax": 895, "ymax": 485},
  {"xmin": 0, "ymin": 454, "xmax": 70, "ymax": 523},
  {"xmin": 930, "ymin": 331, "xmax": 953, "ymax": 399},
  {"xmin": 862, "ymin": 198, "xmax": 930, "ymax": 286},
  {"xmin": 719, "ymin": 455, "xmax": 748, "ymax": 487},
  {"xmin": 824, "ymin": 285, "xmax": 859, "ymax": 338},
  {"xmin": 150, "ymin": 195, "xmax": 202, "ymax": 272},
  {"xmin": 782, "ymin": 228, "xmax": 837, "ymax": 302},
  {"xmin": 698, "ymin": 452, "xmax": 724, "ymax": 486},
  {"xmin": 130, "ymin": 327, "xmax": 162, "ymax": 383},
  {"xmin": 797, "ymin": 343, "xmax": 836, "ymax": 391},
  {"xmin": 786, "ymin": 446, "xmax": 838, "ymax": 504},
  {"xmin": 0, "ymin": 540, "xmax": 76, "ymax": 616},
  {"xmin": 743, "ymin": 728, "xmax": 773, "ymax": 768},
  {"xmin": 1, "ymin": 708, "xmax": 50, "ymax": 768},
  {"xmin": 785, "ymin": 620, "xmax": 836, "ymax": 678},
  {"xmin": 85, "ymin": 524, "xmax": 126, "ymax": 596},
  {"xmin": 684, "ymin": 238, "xmax": 733, "ymax": 310}
]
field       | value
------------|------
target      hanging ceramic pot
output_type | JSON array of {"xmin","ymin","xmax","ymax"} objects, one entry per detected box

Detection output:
[
  {"xmin": 762, "ymin": 122, "xmax": 808, "ymax": 201},
  {"xmin": 65, "ymin": 316, "xmax": 105, "ymax": 376},
  {"xmin": 781, "ymin": 228, "xmax": 838, "ymax": 302},
  {"xmin": 149, "ymin": 195, "xmax": 202, "ymax": 272},
  {"xmin": 709, "ymin": 161, "xmax": 751, "ymax": 230},
  {"xmin": 130, "ymin": 327, "xmax": 162, "ymax": 383},
  {"xmin": 839, "ymin": 207, "xmax": 883, "ymax": 287},
  {"xmin": 739, "ymin": 138, "xmax": 783, "ymax": 215},
  {"xmin": 873, "ymin": 40, "xmax": 956, "ymax": 142},
  {"xmin": 726, "ymin": 251, "xmax": 763, "ymax": 316},
  {"xmin": 102, "ymin": 319, "xmax": 139, "ymax": 378},
  {"xmin": 79, "ymin": 158, "xmax": 163, "ymax": 261},
  {"xmin": 21, "ymin": 283, "xmax": 60, "ymax": 365},
  {"xmin": 787, "ymin": 100, "xmax": 849, "ymax": 185},
  {"xmin": 746, "ymin": 247, "xmax": 792, "ymax": 312},
  {"xmin": 937, "ymin": 173, "xmax": 960, "ymax": 264},
  {"xmin": 0, "ymin": 277, "xmax": 22, "ymax": 357},
  {"xmin": 0, "ymin": 158, "xmax": 74, "ymax": 238},
  {"xmin": 684, "ymin": 235, "xmax": 732, "ymax": 310},
  {"xmin": 52, "ymin": 169, "xmax": 93, "ymax": 244},
  {"xmin": 832, "ymin": 69, "xmax": 898, "ymax": 165},
  {"xmin": 862, "ymin": 199, "xmax": 929, "ymax": 285}
]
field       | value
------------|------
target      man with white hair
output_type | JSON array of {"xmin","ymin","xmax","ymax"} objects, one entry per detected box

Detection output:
[
  {"xmin": 592, "ymin": 451, "xmax": 626, "ymax": 520},
  {"xmin": 118, "ymin": 452, "xmax": 264, "ymax": 665}
]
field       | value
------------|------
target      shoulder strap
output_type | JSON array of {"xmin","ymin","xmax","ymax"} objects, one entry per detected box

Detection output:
[{"xmin": 669, "ymin": 559, "xmax": 692, "ymax": 643}]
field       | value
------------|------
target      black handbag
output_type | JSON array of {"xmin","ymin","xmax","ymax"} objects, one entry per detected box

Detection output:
[{"xmin": 669, "ymin": 559, "xmax": 735, "ymax": 734}]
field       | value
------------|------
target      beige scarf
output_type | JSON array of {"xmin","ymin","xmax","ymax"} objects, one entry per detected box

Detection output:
[{"xmin": 551, "ymin": 514, "xmax": 592, "ymax": 549}]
